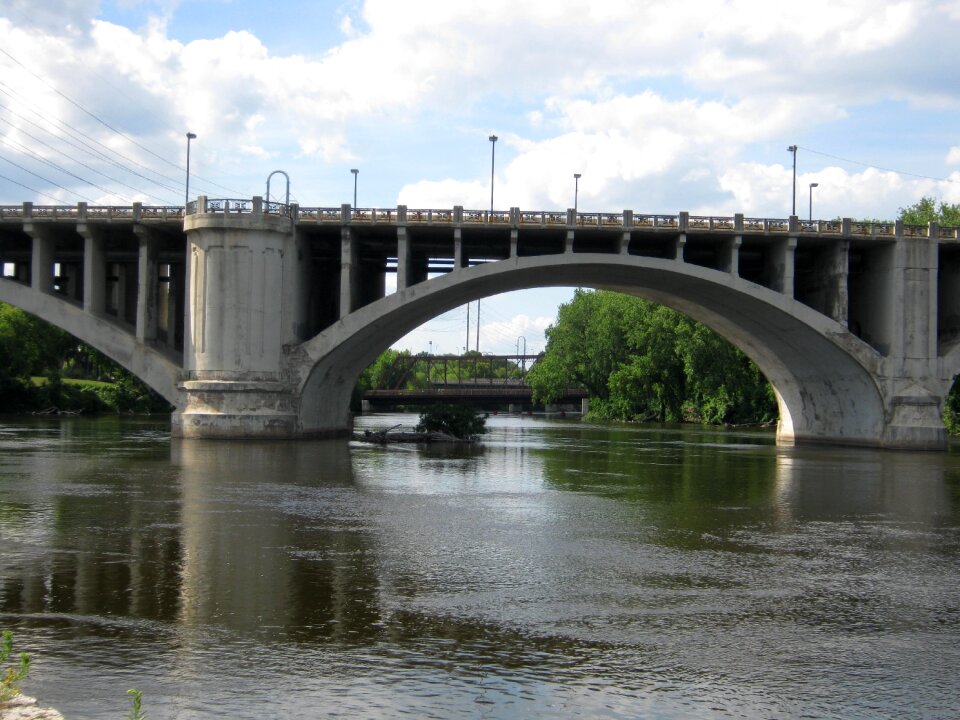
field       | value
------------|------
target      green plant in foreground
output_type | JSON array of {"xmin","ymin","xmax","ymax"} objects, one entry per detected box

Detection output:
[
  {"xmin": 0, "ymin": 630, "xmax": 31, "ymax": 702},
  {"xmin": 127, "ymin": 688, "xmax": 147, "ymax": 719}
]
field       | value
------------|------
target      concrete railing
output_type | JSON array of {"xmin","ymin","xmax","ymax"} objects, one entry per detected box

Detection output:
[{"xmin": 0, "ymin": 200, "xmax": 954, "ymax": 240}]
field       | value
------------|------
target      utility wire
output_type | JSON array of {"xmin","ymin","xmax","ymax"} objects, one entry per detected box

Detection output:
[
  {"xmin": 798, "ymin": 145, "xmax": 960, "ymax": 185},
  {"xmin": 2, "ymin": 133, "xmax": 136, "ymax": 203},
  {"xmin": 0, "ymin": 47, "xmax": 184, "ymax": 174},
  {"xmin": 0, "ymin": 172, "xmax": 67, "ymax": 204},
  {"xmin": 0, "ymin": 152, "xmax": 91, "ymax": 202},
  {"xmin": 0, "ymin": 114, "xmax": 180, "ymax": 204},
  {"xmin": 0, "ymin": 51, "xmax": 246, "ymax": 197},
  {"xmin": 0, "ymin": 89, "xmax": 184, "ymax": 197}
]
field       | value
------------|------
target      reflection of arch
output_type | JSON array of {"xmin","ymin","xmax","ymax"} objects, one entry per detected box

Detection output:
[
  {"xmin": 296, "ymin": 254, "xmax": 886, "ymax": 447},
  {"xmin": 0, "ymin": 279, "xmax": 182, "ymax": 405}
]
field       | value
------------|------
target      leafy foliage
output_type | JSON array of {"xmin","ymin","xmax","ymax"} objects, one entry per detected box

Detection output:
[
  {"xmin": 528, "ymin": 290, "xmax": 777, "ymax": 425},
  {"xmin": 898, "ymin": 197, "xmax": 960, "ymax": 227},
  {"xmin": 0, "ymin": 630, "xmax": 30, "ymax": 702},
  {"xmin": 415, "ymin": 404, "xmax": 487, "ymax": 439},
  {"xmin": 0, "ymin": 302, "xmax": 171, "ymax": 415}
]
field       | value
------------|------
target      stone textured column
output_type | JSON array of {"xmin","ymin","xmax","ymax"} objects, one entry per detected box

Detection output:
[
  {"xmin": 174, "ymin": 198, "xmax": 298, "ymax": 439},
  {"xmin": 134, "ymin": 226, "xmax": 159, "ymax": 342},
  {"xmin": 396, "ymin": 226, "xmax": 411, "ymax": 291},
  {"xmin": 340, "ymin": 225, "xmax": 359, "ymax": 317},
  {"xmin": 79, "ymin": 225, "xmax": 105, "ymax": 314},
  {"xmin": 26, "ymin": 224, "xmax": 54, "ymax": 294}
]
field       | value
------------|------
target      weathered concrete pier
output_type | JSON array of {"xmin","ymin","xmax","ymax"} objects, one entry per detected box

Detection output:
[{"xmin": 2, "ymin": 197, "xmax": 958, "ymax": 449}]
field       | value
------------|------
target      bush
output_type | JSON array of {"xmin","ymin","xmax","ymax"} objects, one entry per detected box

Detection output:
[
  {"xmin": 0, "ymin": 630, "xmax": 30, "ymax": 702},
  {"xmin": 416, "ymin": 404, "xmax": 487, "ymax": 439}
]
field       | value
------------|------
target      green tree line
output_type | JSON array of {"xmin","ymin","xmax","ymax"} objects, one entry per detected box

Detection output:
[
  {"xmin": 526, "ymin": 290, "xmax": 777, "ymax": 424},
  {"xmin": 0, "ymin": 302, "xmax": 170, "ymax": 414}
]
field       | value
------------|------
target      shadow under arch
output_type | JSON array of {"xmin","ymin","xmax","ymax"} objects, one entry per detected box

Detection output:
[
  {"xmin": 295, "ymin": 253, "xmax": 887, "ymax": 447},
  {"xmin": 0, "ymin": 279, "xmax": 182, "ymax": 405}
]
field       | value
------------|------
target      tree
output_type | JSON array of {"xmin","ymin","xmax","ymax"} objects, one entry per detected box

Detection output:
[
  {"xmin": 898, "ymin": 197, "xmax": 960, "ymax": 227},
  {"xmin": 528, "ymin": 290, "xmax": 776, "ymax": 425}
]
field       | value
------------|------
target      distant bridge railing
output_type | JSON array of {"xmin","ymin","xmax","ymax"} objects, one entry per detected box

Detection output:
[{"xmin": 3, "ymin": 199, "xmax": 959, "ymax": 239}]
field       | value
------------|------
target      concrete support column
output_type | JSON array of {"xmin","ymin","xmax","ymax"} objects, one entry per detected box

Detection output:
[
  {"xmin": 26, "ymin": 225, "xmax": 54, "ymax": 294},
  {"xmin": 80, "ymin": 225, "xmax": 105, "ymax": 314},
  {"xmin": 565, "ymin": 230, "xmax": 575, "ymax": 254},
  {"xmin": 768, "ymin": 237, "xmax": 797, "ymax": 296},
  {"xmin": 174, "ymin": 199, "xmax": 298, "ymax": 439},
  {"xmin": 134, "ymin": 227, "xmax": 159, "ymax": 342},
  {"xmin": 826, "ymin": 240, "xmax": 850, "ymax": 325},
  {"xmin": 396, "ymin": 226, "xmax": 411, "ymax": 291},
  {"xmin": 454, "ymin": 227, "xmax": 465, "ymax": 270},
  {"xmin": 340, "ymin": 226, "xmax": 358, "ymax": 318},
  {"xmin": 673, "ymin": 234, "xmax": 686, "ymax": 261},
  {"xmin": 510, "ymin": 229, "xmax": 518, "ymax": 258},
  {"xmin": 722, "ymin": 236, "xmax": 742, "ymax": 275},
  {"xmin": 880, "ymin": 228, "xmax": 943, "ymax": 449}
]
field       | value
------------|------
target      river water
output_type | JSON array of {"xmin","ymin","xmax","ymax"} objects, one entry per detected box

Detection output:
[{"xmin": 0, "ymin": 414, "xmax": 958, "ymax": 719}]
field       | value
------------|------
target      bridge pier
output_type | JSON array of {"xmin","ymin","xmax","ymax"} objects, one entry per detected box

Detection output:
[{"xmin": 173, "ymin": 197, "xmax": 304, "ymax": 439}]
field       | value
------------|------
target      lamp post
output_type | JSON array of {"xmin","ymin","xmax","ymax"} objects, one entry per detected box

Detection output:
[
  {"xmin": 809, "ymin": 182, "xmax": 819, "ymax": 222},
  {"xmin": 185, "ymin": 132, "xmax": 197, "ymax": 209},
  {"xmin": 350, "ymin": 168, "xmax": 358, "ymax": 208},
  {"xmin": 787, "ymin": 144, "xmax": 798, "ymax": 216},
  {"xmin": 574, "ymin": 173, "xmax": 581, "ymax": 215},
  {"xmin": 488, "ymin": 134, "xmax": 498, "ymax": 213}
]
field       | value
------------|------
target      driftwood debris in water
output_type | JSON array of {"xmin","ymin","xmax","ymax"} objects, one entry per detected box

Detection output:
[{"xmin": 360, "ymin": 424, "xmax": 475, "ymax": 444}]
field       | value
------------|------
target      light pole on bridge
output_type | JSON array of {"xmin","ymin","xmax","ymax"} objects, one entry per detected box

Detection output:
[
  {"xmin": 809, "ymin": 182, "xmax": 819, "ymax": 221},
  {"xmin": 787, "ymin": 144, "xmax": 798, "ymax": 216},
  {"xmin": 185, "ymin": 132, "xmax": 197, "ymax": 209},
  {"xmin": 351, "ymin": 168, "xmax": 359, "ymax": 208},
  {"xmin": 574, "ymin": 173, "xmax": 581, "ymax": 215}
]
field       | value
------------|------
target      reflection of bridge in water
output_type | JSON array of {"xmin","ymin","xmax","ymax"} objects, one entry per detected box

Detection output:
[{"xmin": 361, "ymin": 353, "xmax": 588, "ymax": 410}]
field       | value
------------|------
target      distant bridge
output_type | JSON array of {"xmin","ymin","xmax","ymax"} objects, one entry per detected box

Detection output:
[
  {"xmin": 360, "ymin": 353, "xmax": 587, "ymax": 409},
  {"xmin": 2, "ymin": 196, "xmax": 959, "ymax": 449}
]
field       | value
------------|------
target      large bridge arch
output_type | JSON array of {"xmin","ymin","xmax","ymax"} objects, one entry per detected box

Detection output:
[
  {"xmin": 295, "ymin": 253, "xmax": 892, "ymax": 447},
  {"xmin": 0, "ymin": 281, "xmax": 183, "ymax": 406}
]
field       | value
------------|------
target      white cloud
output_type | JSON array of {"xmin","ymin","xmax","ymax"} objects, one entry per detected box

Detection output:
[{"xmin": 947, "ymin": 147, "xmax": 960, "ymax": 165}]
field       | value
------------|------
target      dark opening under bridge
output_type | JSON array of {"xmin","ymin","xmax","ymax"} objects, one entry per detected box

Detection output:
[{"xmin": 2, "ymin": 196, "xmax": 960, "ymax": 449}]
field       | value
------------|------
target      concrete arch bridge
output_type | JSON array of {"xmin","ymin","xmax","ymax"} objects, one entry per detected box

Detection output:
[{"xmin": 2, "ymin": 197, "xmax": 959, "ymax": 450}]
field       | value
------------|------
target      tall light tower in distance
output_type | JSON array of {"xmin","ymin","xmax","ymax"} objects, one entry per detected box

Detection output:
[
  {"xmin": 350, "ymin": 168, "xmax": 359, "ymax": 208},
  {"xmin": 574, "ymin": 173, "xmax": 582, "ymax": 214}
]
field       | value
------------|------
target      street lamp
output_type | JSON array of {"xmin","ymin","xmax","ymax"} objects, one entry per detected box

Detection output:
[
  {"xmin": 185, "ymin": 132, "xmax": 197, "ymax": 208},
  {"xmin": 350, "ymin": 168, "xmax": 359, "ymax": 208},
  {"xmin": 574, "ymin": 173, "xmax": 582, "ymax": 215},
  {"xmin": 787, "ymin": 144, "xmax": 798, "ymax": 216},
  {"xmin": 809, "ymin": 182, "xmax": 819, "ymax": 222},
  {"xmin": 488, "ymin": 134, "xmax": 498, "ymax": 213}
]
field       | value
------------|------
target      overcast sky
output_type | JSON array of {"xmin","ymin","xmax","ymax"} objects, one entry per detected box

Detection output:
[{"xmin": 2, "ymin": 0, "xmax": 959, "ymax": 355}]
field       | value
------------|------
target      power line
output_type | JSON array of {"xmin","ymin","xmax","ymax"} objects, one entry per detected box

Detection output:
[
  {"xmin": 0, "ymin": 152, "xmax": 91, "ymax": 202},
  {"xmin": 0, "ymin": 113, "xmax": 178, "ymax": 202},
  {"xmin": 0, "ymin": 47, "xmax": 184, "ymax": 174},
  {"xmin": 0, "ymin": 89, "xmax": 184, "ymax": 198},
  {"xmin": 798, "ymin": 145, "xmax": 960, "ymax": 185},
  {"xmin": 0, "ymin": 172, "xmax": 68, "ymax": 204}
]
